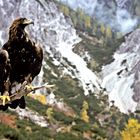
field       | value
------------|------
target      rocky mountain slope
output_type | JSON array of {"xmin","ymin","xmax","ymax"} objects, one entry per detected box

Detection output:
[
  {"xmin": 0, "ymin": 0, "xmax": 101, "ymax": 99},
  {"xmin": 102, "ymin": 29, "xmax": 140, "ymax": 113},
  {"xmin": 56, "ymin": 0, "xmax": 140, "ymax": 113},
  {"xmin": 0, "ymin": 0, "xmax": 140, "ymax": 139}
]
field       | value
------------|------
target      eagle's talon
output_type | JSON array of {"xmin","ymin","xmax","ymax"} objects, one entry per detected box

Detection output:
[
  {"xmin": 0, "ymin": 95, "xmax": 10, "ymax": 106},
  {"xmin": 25, "ymin": 84, "xmax": 34, "ymax": 92}
]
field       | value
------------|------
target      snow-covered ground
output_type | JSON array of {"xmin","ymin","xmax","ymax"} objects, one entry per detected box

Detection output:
[
  {"xmin": 102, "ymin": 29, "xmax": 140, "ymax": 113},
  {"xmin": 57, "ymin": 38, "xmax": 101, "ymax": 95},
  {"xmin": 102, "ymin": 53, "xmax": 137, "ymax": 113}
]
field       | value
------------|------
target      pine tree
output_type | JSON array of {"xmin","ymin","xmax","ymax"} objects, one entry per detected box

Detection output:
[
  {"xmin": 63, "ymin": 6, "xmax": 69, "ymax": 16},
  {"xmin": 77, "ymin": 8, "xmax": 84, "ymax": 21},
  {"xmin": 71, "ymin": 13, "xmax": 77, "ymax": 27},
  {"xmin": 106, "ymin": 26, "xmax": 112, "ymax": 38},
  {"xmin": 60, "ymin": 5, "xmax": 69, "ymax": 16},
  {"xmin": 100, "ymin": 23, "xmax": 105, "ymax": 35},
  {"xmin": 46, "ymin": 107, "xmax": 54, "ymax": 122},
  {"xmin": 84, "ymin": 15, "xmax": 91, "ymax": 28}
]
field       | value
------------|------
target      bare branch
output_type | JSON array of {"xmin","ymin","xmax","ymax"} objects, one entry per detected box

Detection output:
[{"xmin": 0, "ymin": 83, "xmax": 55, "ymax": 106}]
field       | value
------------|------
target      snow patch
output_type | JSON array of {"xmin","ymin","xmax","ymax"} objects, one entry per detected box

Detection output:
[
  {"xmin": 57, "ymin": 41, "xmax": 101, "ymax": 95},
  {"xmin": 0, "ymin": 31, "xmax": 4, "ymax": 46},
  {"xmin": 102, "ymin": 52, "xmax": 138, "ymax": 113}
]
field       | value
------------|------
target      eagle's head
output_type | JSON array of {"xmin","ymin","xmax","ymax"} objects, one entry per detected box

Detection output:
[
  {"xmin": 9, "ymin": 18, "xmax": 34, "ymax": 41},
  {"xmin": 11, "ymin": 18, "xmax": 34, "ymax": 29}
]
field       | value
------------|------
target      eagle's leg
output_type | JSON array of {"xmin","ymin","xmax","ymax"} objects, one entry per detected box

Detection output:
[
  {"xmin": 0, "ymin": 91, "xmax": 10, "ymax": 106},
  {"xmin": 23, "ymin": 75, "xmax": 35, "ymax": 92}
]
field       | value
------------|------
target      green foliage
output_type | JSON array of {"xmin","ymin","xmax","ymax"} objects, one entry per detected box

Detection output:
[
  {"xmin": 60, "ymin": 5, "xmax": 69, "ymax": 16},
  {"xmin": 100, "ymin": 23, "xmax": 105, "ymax": 35},
  {"xmin": 54, "ymin": 132, "xmax": 86, "ymax": 140},
  {"xmin": 84, "ymin": 15, "xmax": 91, "ymax": 28},
  {"xmin": 16, "ymin": 118, "xmax": 50, "ymax": 137},
  {"xmin": 105, "ymin": 26, "xmax": 112, "ymax": 38},
  {"xmin": 53, "ymin": 111, "xmax": 73, "ymax": 125},
  {"xmin": 46, "ymin": 107, "xmax": 54, "ymax": 121},
  {"xmin": 0, "ymin": 124, "xmax": 20, "ymax": 140},
  {"xmin": 75, "ymin": 32, "xmax": 121, "ymax": 72},
  {"xmin": 0, "ymin": 115, "xmax": 52, "ymax": 140},
  {"xmin": 25, "ymin": 96, "xmax": 47, "ymax": 115},
  {"xmin": 72, "ymin": 122, "xmax": 91, "ymax": 132},
  {"xmin": 54, "ymin": 76, "xmax": 85, "ymax": 113}
]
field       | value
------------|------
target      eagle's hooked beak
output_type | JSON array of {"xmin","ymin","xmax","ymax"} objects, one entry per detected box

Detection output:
[{"xmin": 23, "ymin": 19, "xmax": 34, "ymax": 26}]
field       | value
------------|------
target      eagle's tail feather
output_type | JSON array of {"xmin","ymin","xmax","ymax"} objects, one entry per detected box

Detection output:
[{"xmin": 19, "ymin": 96, "xmax": 26, "ymax": 109}]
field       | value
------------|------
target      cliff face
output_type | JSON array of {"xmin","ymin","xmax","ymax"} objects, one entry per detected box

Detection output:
[{"xmin": 102, "ymin": 29, "xmax": 140, "ymax": 113}]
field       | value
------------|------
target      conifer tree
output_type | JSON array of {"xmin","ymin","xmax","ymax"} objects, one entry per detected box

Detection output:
[
  {"xmin": 106, "ymin": 26, "xmax": 112, "ymax": 38},
  {"xmin": 81, "ymin": 101, "xmax": 89, "ymax": 123}
]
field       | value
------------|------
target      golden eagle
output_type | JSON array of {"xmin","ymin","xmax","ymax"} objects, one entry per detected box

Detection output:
[{"xmin": 1, "ymin": 18, "xmax": 43, "ymax": 109}]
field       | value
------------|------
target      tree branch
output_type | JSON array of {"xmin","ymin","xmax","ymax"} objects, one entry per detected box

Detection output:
[{"xmin": 0, "ymin": 82, "xmax": 55, "ymax": 105}]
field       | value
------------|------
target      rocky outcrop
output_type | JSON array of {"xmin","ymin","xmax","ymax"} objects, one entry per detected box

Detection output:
[{"xmin": 10, "ymin": 107, "xmax": 48, "ymax": 127}]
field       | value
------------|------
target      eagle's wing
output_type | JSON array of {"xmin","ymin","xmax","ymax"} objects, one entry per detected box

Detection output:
[
  {"xmin": 2, "ymin": 42, "xmax": 10, "ymax": 51},
  {"xmin": 33, "ymin": 45, "xmax": 43, "ymax": 76},
  {"xmin": 30, "ymin": 42, "xmax": 43, "ymax": 81},
  {"xmin": 0, "ymin": 49, "xmax": 11, "ymax": 108}
]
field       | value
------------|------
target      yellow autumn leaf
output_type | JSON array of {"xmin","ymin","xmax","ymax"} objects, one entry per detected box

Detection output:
[{"xmin": 121, "ymin": 119, "xmax": 140, "ymax": 140}]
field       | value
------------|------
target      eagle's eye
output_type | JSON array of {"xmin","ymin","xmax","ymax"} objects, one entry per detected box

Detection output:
[
  {"xmin": 21, "ymin": 18, "xmax": 27, "ymax": 23},
  {"xmin": 22, "ymin": 18, "xmax": 34, "ymax": 26}
]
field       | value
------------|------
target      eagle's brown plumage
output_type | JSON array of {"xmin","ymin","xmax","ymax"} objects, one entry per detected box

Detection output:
[
  {"xmin": 2, "ymin": 18, "xmax": 43, "ymax": 109},
  {"xmin": 0, "ymin": 50, "xmax": 11, "ymax": 110}
]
